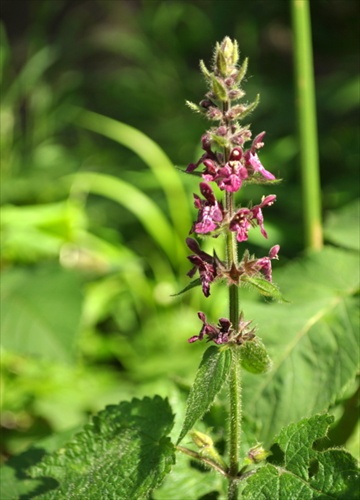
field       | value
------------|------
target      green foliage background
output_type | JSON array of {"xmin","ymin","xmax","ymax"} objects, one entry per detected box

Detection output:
[{"xmin": 1, "ymin": 0, "xmax": 359, "ymax": 484}]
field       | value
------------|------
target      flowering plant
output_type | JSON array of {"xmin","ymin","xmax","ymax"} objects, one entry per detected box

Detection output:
[
  {"xmin": 7, "ymin": 35, "xmax": 358, "ymax": 500},
  {"xmin": 177, "ymin": 37, "xmax": 283, "ymax": 498}
]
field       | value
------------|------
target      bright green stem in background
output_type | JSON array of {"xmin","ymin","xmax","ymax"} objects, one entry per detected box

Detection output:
[{"xmin": 291, "ymin": 0, "xmax": 323, "ymax": 251}]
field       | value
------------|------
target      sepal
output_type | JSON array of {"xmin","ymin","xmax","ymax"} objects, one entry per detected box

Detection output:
[
  {"xmin": 199, "ymin": 59, "xmax": 212, "ymax": 80},
  {"xmin": 235, "ymin": 56, "xmax": 248, "ymax": 84},
  {"xmin": 237, "ymin": 94, "xmax": 260, "ymax": 120},
  {"xmin": 190, "ymin": 431, "xmax": 227, "ymax": 469},
  {"xmin": 186, "ymin": 100, "xmax": 206, "ymax": 115},
  {"xmin": 211, "ymin": 74, "xmax": 228, "ymax": 102}
]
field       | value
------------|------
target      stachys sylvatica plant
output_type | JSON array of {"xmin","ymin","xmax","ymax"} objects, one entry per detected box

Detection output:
[
  {"xmin": 18, "ymin": 37, "xmax": 358, "ymax": 500},
  {"xmin": 176, "ymin": 36, "xmax": 283, "ymax": 499}
]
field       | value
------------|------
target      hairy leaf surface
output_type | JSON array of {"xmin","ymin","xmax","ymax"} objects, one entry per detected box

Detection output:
[
  {"xmin": 177, "ymin": 346, "xmax": 231, "ymax": 444},
  {"xmin": 241, "ymin": 414, "xmax": 360, "ymax": 499},
  {"xmin": 29, "ymin": 396, "xmax": 175, "ymax": 499}
]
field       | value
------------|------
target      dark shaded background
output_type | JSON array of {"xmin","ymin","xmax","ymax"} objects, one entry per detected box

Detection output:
[{"xmin": 2, "ymin": 0, "xmax": 359, "ymax": 254}]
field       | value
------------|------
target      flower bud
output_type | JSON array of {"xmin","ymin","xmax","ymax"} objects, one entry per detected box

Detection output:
[
  {"xmin": 190, "ymin": 430, "xmax": 214, "ymax": 448},
  {"xmin": 190, "ymin": 431, "xmax": 227, "ymax": 468},
  {"xmin": 246, "ymin": 444, "xmax": 270, "ymax": 464}
]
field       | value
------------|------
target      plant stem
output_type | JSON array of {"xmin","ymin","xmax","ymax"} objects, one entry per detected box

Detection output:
[
  {"xmin": 228, "ymin": 347, "xmax": 242, "ymax": 500},
  {"xmin": 291, "ymin": 0, "xmax": 323, "ymax": 251},
  {"xmin": 225, "ymin": 188, "xmax": 241, "ymax": 499}
]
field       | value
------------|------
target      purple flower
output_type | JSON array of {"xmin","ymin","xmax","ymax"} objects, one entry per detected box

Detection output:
[
  {"xmin": 229, "ymin": 195, "xmax": 276, "ymax": 242},
  {"xmin": 229, "ymin": 208, "xmax": 252, "ymax": 242},
  {"xmin": 255, "ymin": 245, "xmax": 280, "ymax": 282},
  {"xmin": 187, "ymin": 132, "xmax": 275, "ymax": 192},
  {"xmin": 186, "ymin": 134, "xmax": 218, "ymax": 174},
  {"xmin": 188, "ymin": 311, "xmax": 232, "ymax": 344},
  {"xmin": 251, "ymin": 195, "xmax": 277, "ymax": 238},
  {"xmin": 216, "ymin": 162, "xmax": 248, "ymax": 192},
  {"xmin": 244, "ymin": 132, "xmax": 276, "ymax": 181},
  {"xmin": 192, "ymin": 183, "xmax": 224, "ymax": 234},
  {"xmin": 186, "ymin": 238, "xmax": 217, "ymax": 297},
  {"xmin": 247, "ymin": 152, "xmax": 275, "ymax": 180}
]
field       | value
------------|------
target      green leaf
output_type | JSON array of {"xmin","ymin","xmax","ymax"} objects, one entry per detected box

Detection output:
[
  {"xmin": 240, "ymin": 339, "xmax": 273, "ymax": 374},
  {"xmin": 242, "ymin": 246, "xmax": 360, "ymax": 444},
  {"xmin": 241, "ymin": 414, "xmax": 360, "ymax": 499},
  {"xmin": 29, "ymin": 396, "xmax": 175, "ymax": 499},
  {"xmin": 177, "ymin": 346, "xmax": 232, "ymax": 444},
  {"xmin": 0, "ymin": 265, "xmax": 82, "ymax": 363},
  {"xmin": 242, "ymin": 275, "xmax": 287, "ymax": 302},
  {"xmin": 0, "ymin": 428, "xmax": 80, "ymax": 499},
  {"xmin": 324, "ymin": 198, "xmax": 360, "ymax": 251}
]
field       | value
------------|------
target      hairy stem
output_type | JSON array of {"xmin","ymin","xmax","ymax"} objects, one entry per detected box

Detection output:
[
  {"xmin": 228, "ymin": 347, "xmax": 242, "ymax": 499},
  {"xmin": 225, "ymin": 188, "xmax": 241, "ymax": 499}
]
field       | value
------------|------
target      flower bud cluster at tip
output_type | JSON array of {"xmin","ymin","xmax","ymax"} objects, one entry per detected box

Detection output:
[{"xmin": 184, "ymin": 37, "xmax": 280, "ymax": 344}]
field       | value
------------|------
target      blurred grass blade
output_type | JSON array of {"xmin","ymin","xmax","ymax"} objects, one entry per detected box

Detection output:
[
  {"xmin": 74, "ymin": 109, "xmax": 192, "ymax": 248},
  {"xmin": 71, "ymin": 171, "xmax": 182, "ymax": 267},
  {"xmin": 3, "ymin": 46, "xmax": 58, "ymax": 105},
  {"xmin": 291, "ymin": 0, "xmax": 323, "ymax": 250}
]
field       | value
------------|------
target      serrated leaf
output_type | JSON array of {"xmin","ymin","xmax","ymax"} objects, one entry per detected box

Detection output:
[
  {"xmin": 242, "ymin": 414, "xmax": 360, "ymax": 499},
  {"xmin": 177, "ymin": 346, "xmax": 232, "ymax": 444},
  {"xmin": 0, "ymin": 265, "xmax": 82, "ymax": 362},
  {"xmin": 242, "ymin": 246, "xmax": 360, "ymax": 444},
  {"xmin": 0, "ymin": 429, "xmax": 77, "ymax": 500},
  {"xmin": 240, "ymin": 339, "xmax": 272, "ymax": 374},
  {"xmin": 29, "ymin": 396, "xmax": 175, "ymax": 499},
  {"xmin": 172, "ymin": 278, "xmax": 201, "ymax": 296},
  {"xmin": 242, "ymin": 275, "xmax": 286, "ymax": 302}
]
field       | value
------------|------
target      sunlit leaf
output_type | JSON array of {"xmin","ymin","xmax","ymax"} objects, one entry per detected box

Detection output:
[
  {"xmin": 177, "ymin": 346, "xmax": 232, "ymax": 444},
  {"xmin": 29, "ymin": 397, "xmax": 175, "ymax": 499},
  {"xmin": 242, "ymin": 414, "xmax": 360, "ymax": 499},
  {"xmin": 241, "ymin": 246, "xmax": 360, "ymax": 444}
]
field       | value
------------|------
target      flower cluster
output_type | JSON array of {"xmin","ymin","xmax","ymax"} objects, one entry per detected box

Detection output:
[
  {"xmin": 188, "ymin": 312, "xmax": 256, "ymax": 346},
  {"xmin": 186, "ymin": 132, "xmax": 275, "ymax": 193},
  {"xmin": 184, "ymin": 37, "xmax": 280, "ymax": 344}
]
